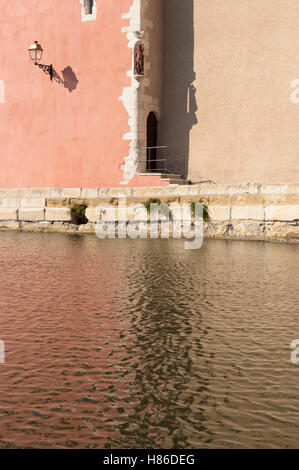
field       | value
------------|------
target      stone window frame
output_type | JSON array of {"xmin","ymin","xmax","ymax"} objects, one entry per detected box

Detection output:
[{"xmin": 80, "ymin": 0, "xmax": 97, "ymax": 22}]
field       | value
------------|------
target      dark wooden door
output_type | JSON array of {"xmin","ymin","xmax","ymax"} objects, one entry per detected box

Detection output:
[{"xmin": 147, "ymin": 112, "xmax": 158, "ymax": 171}]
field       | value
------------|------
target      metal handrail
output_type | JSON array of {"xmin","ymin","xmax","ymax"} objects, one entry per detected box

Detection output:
[
  {"xmin": 136, "ymin": 146, "xmax": 187, "ymax": 178},
  {"xmin": 138, "ymin": 159, "xmax": 167, "ymax": 163},
  {"xmin": 135, "ymin": 146, "xmax": 167, "ymax": 149}
]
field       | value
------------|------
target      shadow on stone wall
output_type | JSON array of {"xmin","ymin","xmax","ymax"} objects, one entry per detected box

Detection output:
[
  {"xmin": 161, "ymin": 0, "xmax": 197, "ymax": 178},
  {"xmin": 62, "ymin": 66, "xmax": 79, "ymax": 93}
]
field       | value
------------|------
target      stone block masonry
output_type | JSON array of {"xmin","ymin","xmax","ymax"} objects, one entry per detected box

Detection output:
[
  {"xmin": 265, "ymin": 205, "xmax": 299, "ymax": 222},
  {"xmin": 231, "ymin": 205, "xmax": 264, "ymax": 221},
  {"xmin": 0, "ymin": 208, "xmax": 18, "ymax": 220},
  {"xmin": 18, "ymin": 209, "xmax": 45, "ymax": 222},
  {"xmin": 45, "ymin": 208, "xmax": 72, "ymax": 222},
  {"xmin": 209, "ymin": 206, "xmax": 231, "ymax": 221},
  {"xmin": 0, "ymin": 183, "xmax": 297, "ymax": 242}
]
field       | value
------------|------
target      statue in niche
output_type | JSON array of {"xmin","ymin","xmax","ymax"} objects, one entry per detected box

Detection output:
[{"xmin": 134, "ymin": 42, "xmax": 144, "ymax": 76}]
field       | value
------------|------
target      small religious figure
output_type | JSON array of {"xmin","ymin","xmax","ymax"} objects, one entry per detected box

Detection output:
[{"xmin": 134, "ymin": 43, "xmax": 144, "ymax": 76}]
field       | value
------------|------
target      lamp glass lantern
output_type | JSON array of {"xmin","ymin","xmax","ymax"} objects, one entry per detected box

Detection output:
[{"xmin": 29, "ymin": 41, "xmax": 43, "ymax": 64}]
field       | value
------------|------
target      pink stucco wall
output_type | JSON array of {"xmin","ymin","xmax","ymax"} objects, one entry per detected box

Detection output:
[{"xmin": 0, "ymin": 0, "xmax": 165, "ymax": 188}]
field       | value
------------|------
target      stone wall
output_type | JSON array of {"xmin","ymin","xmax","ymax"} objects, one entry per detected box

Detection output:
[
  {"xmin": 119, "ymin": 0, "xmax": 163, "ymax": 184},
  {"xmin": 0, "ymin": 184, "xmax": 298, "ymax": 242},
  {"xmin": 1, "ymin": 0, "xmax": 144, "ymax": 189},
  {"xmin": 162, "ymin": 0, "xmax": 299, "ymax": 184}
]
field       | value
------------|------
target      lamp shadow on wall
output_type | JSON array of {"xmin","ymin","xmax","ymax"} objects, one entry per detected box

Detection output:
[
  {"xmin": 61, "ymin": 66, "xmax": 79, "ymax": 93},
  {"xmin": 161, "ymin": 0, "xmax": 197, "ymax": 179},
  {"xmin": 49, "ymin": 66, "xmax": 79, "ymax": 93}
]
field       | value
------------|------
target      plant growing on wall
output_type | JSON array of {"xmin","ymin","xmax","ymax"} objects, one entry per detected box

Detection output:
[
  {"xmin": 143, "ymin": 198, "xmax": 162, "ymax": 214},
  {"xmin": 71, "ymin": 204, "xmax": 88, "ymax": 225},
  {"xmin": 143, "ymin": 198, "xmax": 209, "ymax": 222},
  {"xmin": 143, "ymin": 198, "xmax": 172, "ymax": 220},
  {"xmin": 191, "ymin": 201, "xmax": 210, "ymax": 222}
]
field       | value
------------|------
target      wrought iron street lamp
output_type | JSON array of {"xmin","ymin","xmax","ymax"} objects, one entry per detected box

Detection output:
[{"xmin": 28, "ymin": 41, "xmax": 53, "ymax": 80}]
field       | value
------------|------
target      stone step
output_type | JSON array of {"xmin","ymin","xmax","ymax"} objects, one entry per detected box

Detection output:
[
  {"xmin": 136, "ymin": 171, "xmax": 191, "ymax": 185},
  {"xmin": 161, "ymin": 173, "xmax": 191, "ymax": 185}
]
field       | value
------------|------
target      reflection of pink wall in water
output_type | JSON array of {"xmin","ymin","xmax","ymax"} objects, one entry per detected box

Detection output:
[{"xmin": 0, "ymin": 0, "xmax": 166, "ymax": 188}]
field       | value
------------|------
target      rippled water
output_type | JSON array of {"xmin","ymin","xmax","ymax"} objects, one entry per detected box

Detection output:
[{"xmin": 0, "ymin": 232, "xmax": 298, "ymax": 449}]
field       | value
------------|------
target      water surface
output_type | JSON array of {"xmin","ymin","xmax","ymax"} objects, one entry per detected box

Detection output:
[{"xmin": 0, "ymin": 233, "xmax": 298, "ymax": 449}]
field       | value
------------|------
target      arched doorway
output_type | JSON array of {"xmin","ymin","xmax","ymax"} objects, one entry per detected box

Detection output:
[{"xmin": 147, "ymin": 112, "xmax": 158, "ymax": 171}]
